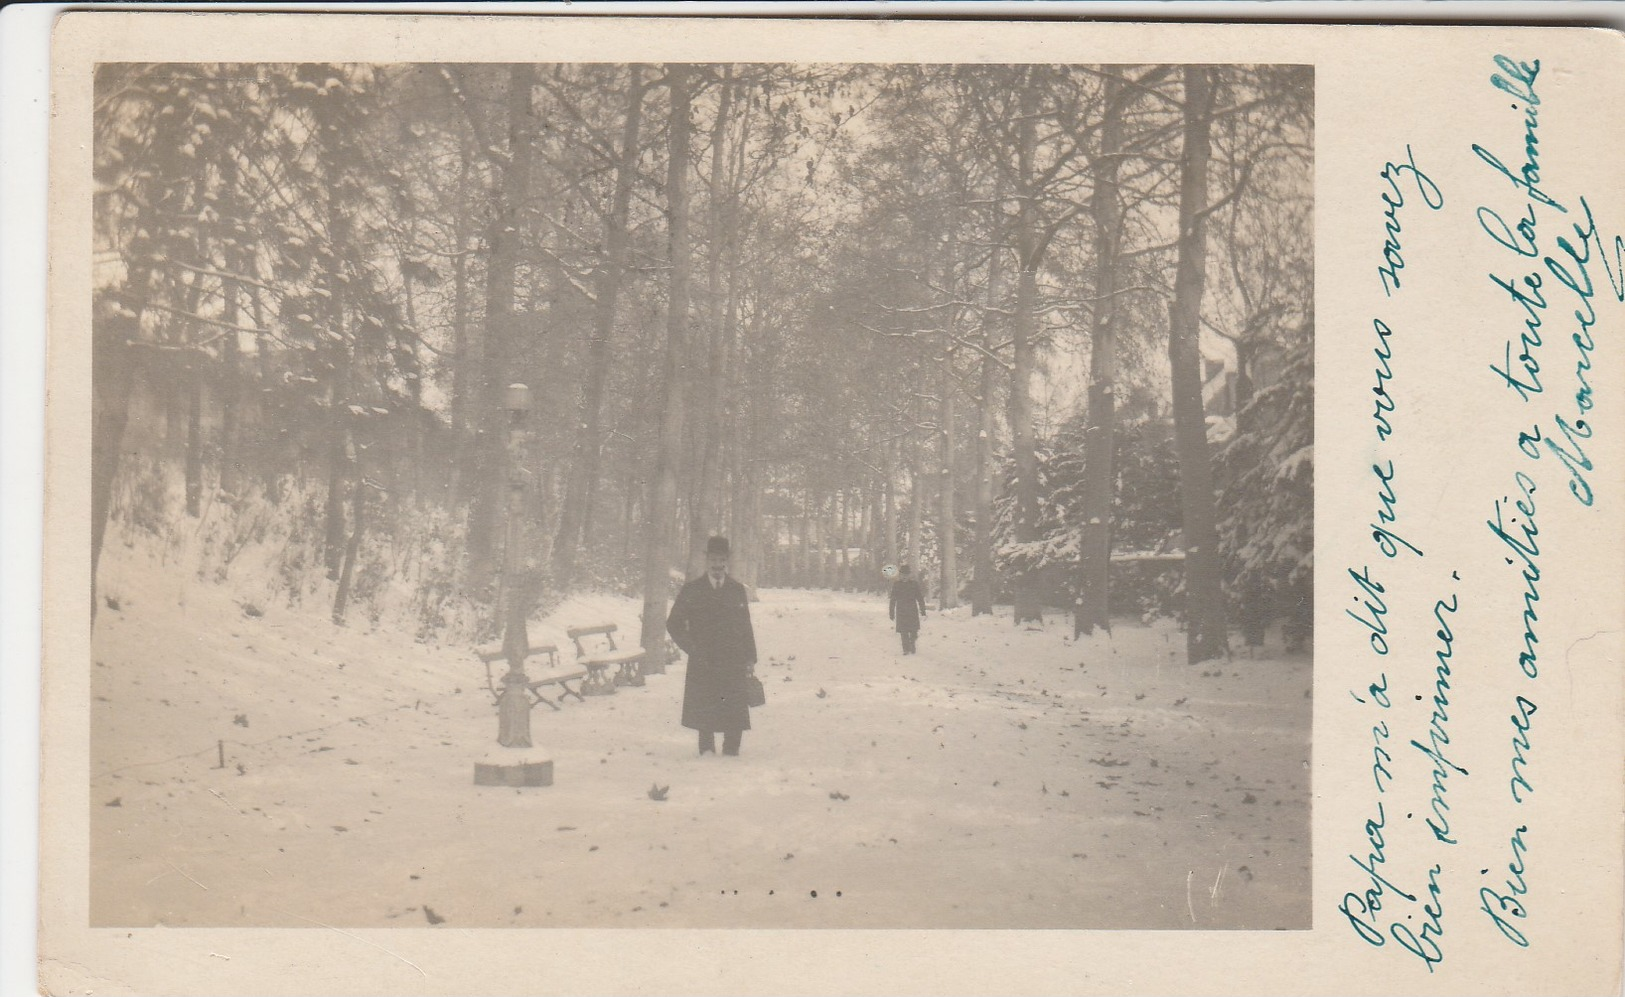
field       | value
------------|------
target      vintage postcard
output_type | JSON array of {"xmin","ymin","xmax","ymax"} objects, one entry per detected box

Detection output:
[{"xmin": 36, "ymin": 10, "xmax": 1624, "ymax": 995}]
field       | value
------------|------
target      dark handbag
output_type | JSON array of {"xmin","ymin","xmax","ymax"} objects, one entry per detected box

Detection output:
[{"xmin": 746, "ymin": 674, "xmax": 766, "ymax": 707}]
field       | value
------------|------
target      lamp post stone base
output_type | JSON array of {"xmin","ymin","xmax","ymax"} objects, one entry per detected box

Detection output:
[{"xmin": 474, "ymin": 749, "xmax": 553, "ymax": 787}]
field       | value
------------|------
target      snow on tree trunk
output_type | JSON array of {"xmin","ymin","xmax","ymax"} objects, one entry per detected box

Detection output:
[{"xmin": 1169, "ymin": 66, "xmax": 1228, "ymax": 665}]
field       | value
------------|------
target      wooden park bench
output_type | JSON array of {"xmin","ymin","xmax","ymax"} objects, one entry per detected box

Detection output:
[
  {"xmin": 475, "ymin": 642, "xmax": 586, "ymax": 711},
  {"xmin": 566, "ymin": 623, "xmax": 646, "ymax": 695}
]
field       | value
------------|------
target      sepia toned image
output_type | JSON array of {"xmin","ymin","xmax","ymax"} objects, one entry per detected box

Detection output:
[
  {"xmin": 86, "ymin": 59, "xmax": 1314, "ymax": 932},
  {"xmin": 29, "ymin": 7, "xmax": 1625, "ymax": 995}
]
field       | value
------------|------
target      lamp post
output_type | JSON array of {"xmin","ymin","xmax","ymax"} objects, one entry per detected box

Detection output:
[{"xmin": 474, "ymin": 383, "xmax": 553, "ymax": 787}]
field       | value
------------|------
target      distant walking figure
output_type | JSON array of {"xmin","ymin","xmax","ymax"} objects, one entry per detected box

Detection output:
[
  {"xmin": 667, "ymin": 536, "xmax": 758, "ymax": 756},
  {"xmin": 889, "ymin": 565, "xmax": 927, "ymax": 655}
]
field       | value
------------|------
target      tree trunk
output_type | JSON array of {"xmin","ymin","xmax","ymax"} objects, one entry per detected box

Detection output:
[
  {"xmin": 818, "ymin": 495, "xmax": 832, "ymax": 589},
  {"xmin": 246, "ymin": 286, "xmax": 279, "ymax": 496},
  {"xmin": 322, "ymin": 352, "xmax": 350, "ymax": 581},
  {"xmin": 717, "ymin": 184, "xmax": 746, "ymax": 572},
  {"xmin": 884, "ymin": 439, "xmax": 898, "ymax": 571},
  {"xmin": 938, "ymin": 349, "xmax": 959, "ymax": 610},
  {"xmin": 218, "ymin": 309, "xmax": 240, "ymax": 501},
  {"xmin": 836, "ymin": 491, "xmax": 850, "ymax": 591},
  {"xmin": 621, "ymin": 466, "xmax": 638, "ymax": 561},
  {"xmin": 639, "ymin": 65, "xmax": 694, "ymax": 674},
  {"xmin": 870, "ymin": 484, "xmax": 885, "ymax": 592},
  {"xmin": 1169, "ymin": 66, "xmax": 1228, "ymax": 664},
  {"xmin": 91, "ymin": 298, "xmax": 139, "ymax": 621},
  {"xmin": 731, "ymin": 450, "xmax": 760, "ymax": 600},
  {"xmin": 1076, "ymin": 73, "xmax": 1127, "ymax": 637},
  {"xmin": 1009, "ymin": 72, "xmax": 1043, "ymax": 625},
  {"xmin": 1233, "ymin": 337, "xmax": 1257, "ymax": 423},
  {"xmin": 332, "ymin": 473, "xmax": 367, "ymax": 625},
  {"xmin": 218, "ymin": 170, "xmax": 244, "ymax": 503},
  {"xmin": 825, "ymin": 497, "xmax": 838, "ymax": 589},
  {"xmin": 811, "ymin": 496, "xmax": 826, "ymax": 588},
  {"xmin": 906, "ymin": 464, "xmax": 923, "ymax": 574},
  {"xmin": 400, "ymin": 267, "xmax": 427, "ymax": 510},
  {"xmin": 184, "ymin": 354, "xmax": 204, "ymax": 518},
  {"xmin": 449, "ymin": 163, "xmax": 474, "ymax": 505},
  {"xmin": 797, "ymin": 490, "xmax": 811, "ymax": 587},
  {"xmin": 554, "ymin": 66, "xmax": 646, "ymax": 591},
  {"xmin": 466, "ymin": 65, "xmax": 541, "ymax": 608},
  {"xmin": 685, "ymin": 69, "xmax": 736, "ymax": 576},
  {"xmin": 169, "ymin": 264, "xmax": 208, "ymax": 521},
  {"xmin": 969, "ymin": 234, "xmax": 1003, "ymax": 616}
]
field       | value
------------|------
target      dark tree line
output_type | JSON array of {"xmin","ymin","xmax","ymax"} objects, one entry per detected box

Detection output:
[{"xmin": 92, "ymin": 62, "xmax": 1312, "ymax": 664}]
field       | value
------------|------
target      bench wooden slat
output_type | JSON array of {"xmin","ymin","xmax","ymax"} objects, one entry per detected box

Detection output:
[
  {"xmin": 566, "ymin": 624, "xmax": 617, "ymax": 639},
  {"xmin": 475, "ymin": 643, "xmax": 559, "ymax": 664},
  {"xmin": 582, "ymin": 649, "xmax": 645, "ymax": 666},
  {"xmin": 526, "ymin": 670, "xmax": 587, "ymax": 688}
]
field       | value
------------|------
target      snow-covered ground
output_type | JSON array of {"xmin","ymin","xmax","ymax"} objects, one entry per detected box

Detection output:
[{"xmin": 89, "ymin": 573, "xmax": 1310, "ymax": 930}]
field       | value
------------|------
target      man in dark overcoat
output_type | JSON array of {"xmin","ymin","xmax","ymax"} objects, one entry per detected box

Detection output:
[
  {"xmin": 667, "ymin": 536, "xmax": 758, "ymax": 756},
  {"xmin": 889, "ymin": 564, "xmax": 927, "ymax": 654}
]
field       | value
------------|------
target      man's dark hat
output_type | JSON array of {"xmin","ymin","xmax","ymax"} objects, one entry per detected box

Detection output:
[{"xmin": 705, "ymin": 536, "xmax": 730, "ymax": 556}]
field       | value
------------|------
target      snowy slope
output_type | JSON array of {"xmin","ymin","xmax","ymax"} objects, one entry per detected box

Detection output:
[{"xmin": 89, "ymin": 578, "xmax": 1309, "ymax": 930}]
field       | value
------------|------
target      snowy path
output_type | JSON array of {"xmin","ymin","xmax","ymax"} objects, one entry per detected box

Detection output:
[{"xmin": 90, "ymin": 586, "xmax": 1309, "ymax": 930}]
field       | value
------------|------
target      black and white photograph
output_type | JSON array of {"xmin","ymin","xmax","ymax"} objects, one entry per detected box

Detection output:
[{"xmin": 84, "ymin": 58, "xmax": 1315, "ymax": 932}]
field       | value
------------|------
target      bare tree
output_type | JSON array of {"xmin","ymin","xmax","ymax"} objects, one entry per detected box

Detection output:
[
  {"xmin": 1168, "ymin": 66, "xmax": 1228, "ymax": 663},
  {"xmin": 638, "ymin": 64, "xmax": 694, "ymax": 673},
  {"xmin": 553, "ymin": 65, "xmax": 649, "ymax": 591}
]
